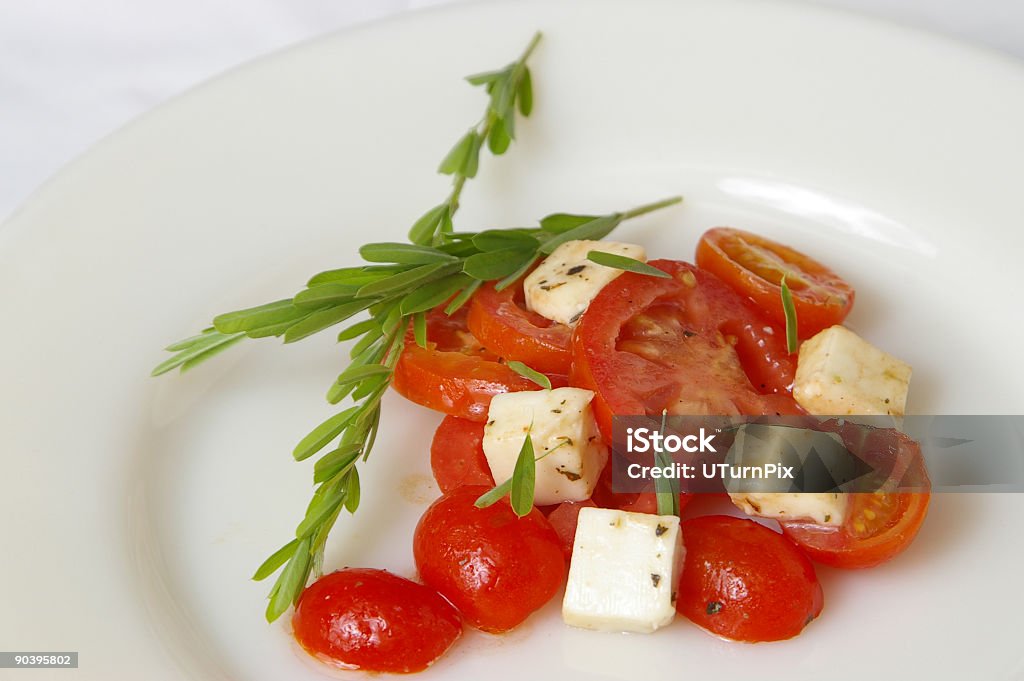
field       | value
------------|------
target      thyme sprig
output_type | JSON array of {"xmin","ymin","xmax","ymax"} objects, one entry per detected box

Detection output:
[{"xmin": 152, "ymin": 32, "xmax": 682, "ymax": 623}]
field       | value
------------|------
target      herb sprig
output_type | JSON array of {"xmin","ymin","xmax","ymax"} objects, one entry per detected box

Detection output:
[{"xmin": 153, "ymin": 33, "xmax": 683, "ymax": 622}]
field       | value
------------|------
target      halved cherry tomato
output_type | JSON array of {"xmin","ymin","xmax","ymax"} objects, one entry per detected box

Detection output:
[
  {"xmin": 571, "ymin": 260, "xmax": 802, "ymax": 439},
  {"xmin": 780, "ymin": 425, "xmax": 930, "ymax": 569},
  {"xmin": 696, "ymin": 227, "xmax": 854, "ymax": 338},
  {"xmin": 677, "ymin": 516, "xmax": 823, "ymax": 642},
  {"xmin": 430, "ymin": 415, "xmax": 494, "ymax": 493},
  {"xmin": 413, "ymin": 486, "xmax": 565, "ymax": 633},
  {"xmin": 392, "ymin": 303, "xmax": 564, "ymax": 421},
  {"xmin": 467, "ymin": 280, "xmax": 572, "ymax": 374},
  {"xmin": 292, "ymin": 568, "xmax": 462, "ymax": 673}
]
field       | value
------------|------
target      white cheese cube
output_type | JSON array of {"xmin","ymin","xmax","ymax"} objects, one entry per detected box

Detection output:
[
  {"xmin": 524, "ymin": 240, "xmax": 646, "ymax": 326},
  {"xmin": 729, "ymin": 492, "xmax": 848, "ymax": 526},
  {"xmin": 483, "ymin": 387, "xmax": 607, "ymax": 506},
  {"xmin": 794, "ymin": 325, "xmax": 911, "ymax": 416},
  {"xmin": 562, "ymin": 507, "xmax": 683, "ymax": 633}
]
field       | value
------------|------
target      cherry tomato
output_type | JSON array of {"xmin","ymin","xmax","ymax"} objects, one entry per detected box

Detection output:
[
  {"xmin": 430, "ymin": 415, "xmax": 494, "ymax": 493},
  {"xmin": 677, "ymin": 515, "xmax": 823, "ymax": 642},
  {"xmin": 780, "ymin": 424, "xmax": 930, "ymax": 569},
  {"xmin": 571, "ymin": 260, "xmax": 802, "ymax": 439},
  {"xmin": 392, "ymin": 303, "xmax": 565, "ymax": 421},
  {"xmin": 413, "ymin": 485, "xmax": 566, "ymax": 633},
  {"xmin": 292, "ymin": 568, "xmax": 462, "ymax": 673},
  {"xmin": 545, "ymin": 499, "xmax": 596, "ymax": 560},
  {"xmin": 695, "ymin": 227, "xmax": 855, "ymax": 338},
  {"xmin": 466, "ymin": 280, "xmax": 572, "ymax": 374}
]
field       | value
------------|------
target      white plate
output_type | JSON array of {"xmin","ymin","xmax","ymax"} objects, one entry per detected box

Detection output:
[{"xmin": 2, "ymin": 1, "xmax": 1023, "ymax": 678}]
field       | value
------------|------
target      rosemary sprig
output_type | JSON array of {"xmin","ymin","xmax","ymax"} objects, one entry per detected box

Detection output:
[{"xmin": 152, "ymin": 32, "xmax": 683, "ymax": 623}]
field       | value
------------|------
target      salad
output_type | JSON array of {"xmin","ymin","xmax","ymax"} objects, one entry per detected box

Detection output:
[{"xmin": 153, "ymin": 32, "xmax": 930, "ymax": 675}]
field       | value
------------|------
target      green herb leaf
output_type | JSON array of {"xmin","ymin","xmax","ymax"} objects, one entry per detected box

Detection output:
[
  {"xmin": 308, "ymin": 265, "xmax": 402, "ymax": 286},
  {"xmin": 487, "ymin": 119, "xmax": 511, "ymax": 154},
  {"xmin": 507, "ymin": 360, "xmax": 551, "ymax": 389},
  {"xmin": 586, "ymin": 251, "xmax": 670, "ymax": 278},
  {"xmin": 337, "ymin": 318, "xmax": 379, "ymax": 342},
  {"xmin": 539, "ymin": 213, "xmax": 600, "ymax": 233},
  {"xmin": 780, "ymin": 274, "xmax": 798, "ymax": 354},
  {"xmin": 463, "ymin": 247, "xmax": 535, "ymax": 280},
  {"xmin": 443, "ymin": 279, "xmax": 483, "ymax": 315},
  {"xmin": 465, "ymin": 67, "xmax": 510, "ymax": 87},
  {"xmin": 474, "ymin": 477, "xmax": 512, "ymax": 509},
  {"xmin": 213, "ymin": 299, "xmax": 309, "ymax": 335},
  {"xmin": 151, "ymin": 331, "xmax": 245, "ymax": 376},
  {"xmin": 359, "ymin": 242, "xmax": 458, "ymax": 265},
  {"xmin": 494, "ymin": 255, "xmax": 539, "ymax": 291},
  {"xmin": 539, "ymin": 215, "xmax": 622, "ymax": 254},
  {"xmin": 296, "ymin": 478, "xmax": 348, "ymax": 539},
  {"xmin": 356, "ymin": 261, "xmax": 458, "ymax": 298},
  {"xmin": 510, "ymin": 433, "xmax": 536, "ymax": 517},
  {"xmin": 264, "ymin": 536, "xmax": 311, "ymax": 622},
  {"xmin": 654, "ymin": 411, "xmax": 680, "ymax": 517},
  {"xmin": 461, "ymin": 131, "xmax": 483, "ymax": 179},
  {"xmin": 344, "ymin": 468, "xmax": 361, "ymax": 513},
  {"xmin": 517, "ymin": 67, "xmax": 533, "ymax": 116},
  {"xmin": 293, "ymin": 282, "xmax": 359, "ymax": 308},
  {"xmin": 438, "ymin": 130, "xmax": 477, "ymax": 175},
  {"xmin": 293, "ymin": 407, "xmax": 360, "ymax": 462},
  {"xmin": 284, "ymin": 300, "xmax": 373, "ymax": 343},
  {"xmin": 252, "ymin": 538, "xmax": 300, "ymax": 581},
  {"xmin": 408, "ymin": 203, "xmax": 449, "ymax": 245},
  {"xmin": 413, "ymin": 311, "xmax": 428, "ymax": 348},
  {"xmin": 334, "ymin": 364, "xmax": 392, "ymax": 388},
  {"xmin": 312, "ymin": 443, "xmax": 362, "ymax": 483},
  {"xmin": 472, "ymin": 229, "xmax": 540, "ymax": 252},
  {"xmin": 399, "ymin": 274, "xmax": 472, "ymax": 315}
]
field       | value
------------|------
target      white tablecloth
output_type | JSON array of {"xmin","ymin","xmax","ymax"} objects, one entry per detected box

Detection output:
[{"xmin": 2, "ymin": 0, "xmax": 1021, "ymax": 221}]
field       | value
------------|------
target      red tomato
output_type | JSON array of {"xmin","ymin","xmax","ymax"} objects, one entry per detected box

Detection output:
[
  {"xmin": 466, "ymin": 280, "xmax": 572, "ymax": 374},
  {"xmin": 430, "ymin": 415, "xmax": 494, "ymax": 493},
  {"xmin": 392, "ymin": 303, "xmax": 564, "ymax": 421},
  {"xmin": 780, "ymin": 425, "xmax": 931, "ymax": 569},
  {"xmin": 571, "ymin": 260, "xmax": 802, "ymax": 439},
  {"xmin": 677, "ymin": 516, "xmax": 823, "ymax": 642},
  {"xmin": 545, "ymin": 499, "xmax": 596, "ymax": 560},
  {"xmin": 413, "ymin": 486, "xmax": 566, "ymax": 633},
  {"xmin": 695, "ymin": 227, "xmax": 855, "ymax": 338},
  {"xmin": 292, "ymin": 568, "xmax": 462, "ymax": 673}
]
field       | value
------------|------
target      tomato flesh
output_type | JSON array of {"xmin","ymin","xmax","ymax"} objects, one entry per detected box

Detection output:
[
  {"xmin": 677, "ymin": 516, "xmax": 823, "ymax": 642},
  {"xmin": 292, "ymin": 568, "xmax": 462, "ymax": 673},
  {"xmin": 430, "ymin": 415, "xmax": 495, "ymax": 493},
  {"xmin": 413, "ymin": 485, "xmax": 566, "ymax": 633},
  {"xmin": 778, "ymin": 423, "xmax": 931, "ymax": 568},
  {"xmin": 545, "ymin": 499, "xmax": 596, "ymax": 561},
  {"xmin": 467, "ymin": 280, "xmax": 572, "ymax": 374},
  {"xmin": 696, "ymin": 227, "xmax": 855, "ymax": 338},
  {"xmin": 571, "ymin": 259, "xmax": 802, "ymax": 439},
  {"xmin": 393, "ymin": 303, "xmax": 562, "ymax": 421}
]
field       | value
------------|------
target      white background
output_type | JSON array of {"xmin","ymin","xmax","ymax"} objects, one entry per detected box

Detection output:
[{"xmin": 2, "ymin": 0, "xmax": 1022, "ymax": 222}]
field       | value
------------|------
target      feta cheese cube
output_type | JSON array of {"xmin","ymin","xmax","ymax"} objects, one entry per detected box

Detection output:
[
  {"xmin": 729, "ymin": 492, "xmax": 848, "ymax": 526},
  {"xmin": 794, "ymin": 325, "xmax": 911, "ymax": 416},
  {"xmin": 524, "ymin": 240, "xmax": 646, "ymax": 326},
  {"xmin": 562, "ymin": 507, "xmax": 683, "ymax": 633},
  {"xmin": 483, "ymin": 387, "xmax": 607, "ymax": 506}
]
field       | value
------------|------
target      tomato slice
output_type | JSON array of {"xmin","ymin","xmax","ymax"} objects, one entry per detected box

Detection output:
[
  {"xmin": 430, "ymin": 415, "xmax": 494, "ymax": 493},
  {"xmin": 393, "ymin": 304, "xmax": 564, "ymax": 421},
  {"xmin": 571, "ymin": 259, "xmax": 802, "ymax": 439},
  {"xmin": 677, "ymin": 515, "xmax": 823, "ymax": 642},
  {"xmin": 779, "ymin": 425, "xmax": 931, "ymax": 569},
  {"xmin": 292, "ymin": 568, "xmax": 462, "ymax": 673},
  {"xmin": 695, "ymin": 227, "xmax": 855, "ymax": 338},
  {"xmin": 467, "ymin": 280, "xmax": 572, "ymax": 374}
]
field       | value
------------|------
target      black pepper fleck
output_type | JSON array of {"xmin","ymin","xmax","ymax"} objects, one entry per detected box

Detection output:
[
  {"xmin": 706, "ymin": 601, "xmax": 723, "ymax": 615},
  {"xmin": 651, "ymin": 574, "xmax": 662, "ymax": 588},
  {"xmin": 567, "ymin": 265, "xmax": 587, "ymax": 275},
  {"xmin": 655, "ymin": 524, "xmax": 668, "ymax": 536}
]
